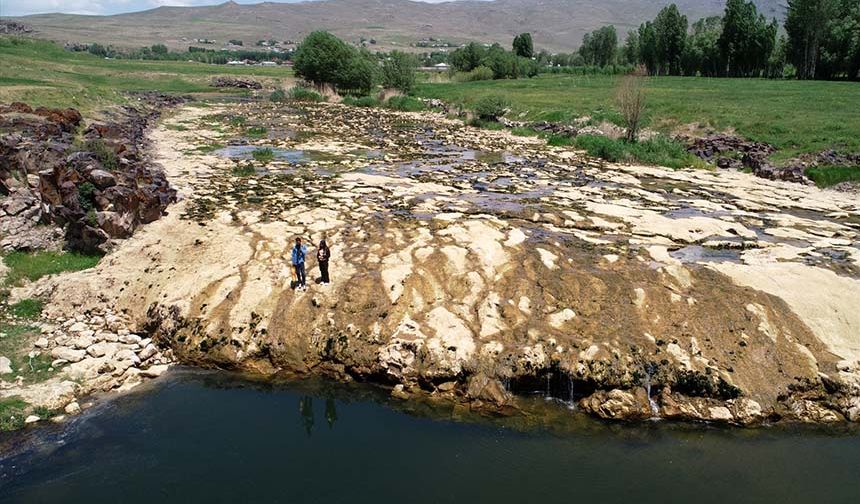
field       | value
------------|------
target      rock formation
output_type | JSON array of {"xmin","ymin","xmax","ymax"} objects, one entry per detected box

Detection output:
[
  {"xmin": 0, "ymin": 95, "xmax": 183, "ymax": 253},
  {"xmin": 17, "ymin": 101, "xmax": 860, "ymax": 425}
]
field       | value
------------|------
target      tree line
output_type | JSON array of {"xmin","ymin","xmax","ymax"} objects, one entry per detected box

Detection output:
[
  {"xmin": 76, "ymin": 42, "xmax": 290, "ymax": 65},
  {"xmin": 447, "ymin": 38, "xmax": 541, "ymax": 79},
  {"xmin": 581, "ymin": 0, "xmax": 859, "ymax": 80}
]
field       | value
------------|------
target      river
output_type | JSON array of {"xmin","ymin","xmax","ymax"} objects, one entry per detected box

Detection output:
[{"xmin": 1, "ymin": 368, "xmax": 858, "ymax": 503}]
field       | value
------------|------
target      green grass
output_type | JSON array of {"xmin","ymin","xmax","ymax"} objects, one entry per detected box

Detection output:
[
  {"xmin": 3, "ymin": 251, "xmax": 101, "ymax": 285},
  {"xmin": 232, "ymin": 163, "xmax": 256, "ymax": 177},
  {"xmin": 246, "ymin": 126, "xmax": 268, "ymax": 138},
  {"xmin": 415, "ymin": 74, "xmax": 860, "ymax": 161},
  {"xmin": 287, "ymin": 87, "xmax": 325, "ymax": 103},
  {"xmin": 0, "ymin": 397, "xmax": 28, "ymax": 431},
  {"xmin": 0, "ymin": 36, "xmax": 293, "ymax": 114},
  {"xmin": 804, "ymin": 166, "xmax": 860, "ymax": 187},
  {"xmin": 386, "ymin": 95, "xmax": 426, "ymax": 112},
  {"xmin": 342, "ymin": 96, "xmax": 380, "ymax": 108},
  {"xmin": 251, "ymin": 147, "xmax": 275, "ymax": 163},
  {"xmin": 8, "ymin": 299, "xmax": 43, "ymax": 319},
  {"xmin": 574, "ymin": 135, "xmax": 706, "ymax": 169},
  {"xmin": 193, "ymin": 142, "xmax": 225, "ymax": 154},
  {"xmin": 547, "ymin": 135, "xmax": 575, "ymax": 147}
]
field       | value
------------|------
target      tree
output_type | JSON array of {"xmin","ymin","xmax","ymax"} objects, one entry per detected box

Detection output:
[
  {"xmin": 449, "ymin": 42, "xmax": 486, "ymax": 72},
  {"xmin": 682, "ymin": 16, "xmax": 722, "ymax": 76},
  {"xmin": 293, "ymin": 31, "xmax": 376, "ymax": 94},
  {"xmin": 816, "ymin": 0, "xmax": 860, "ymax": 79},
  {"xmin": 638, "ymin": 21, "xmax": 659, "ymax": 74},
  {"xmin": 513, "ymin": 33, "xmax": 534, "ymax": 58},
  {"xmin": 381, "ymin": 51, "xmax": 418, "ymax": 92},
  {"xmin": 718, "ymin": 0, "xmax": 777, "ymax": 77},
  {"xmin": 653, "ymin": 4, "xmax": 688, "ymax": 75},
  {"xmin": 150, "ymin": 44, "xmax": 168, "ymax": 56},
  {"xmin": 785, "ymin": 0, "xmax": 840, "ymax": 79},
  {"xmin": 623, "ymin": 31, "xmax": 640, "ymax": 65},
  {"xmin": 579, "ymin": 25, "xmax": 618, "ymax": 66}
]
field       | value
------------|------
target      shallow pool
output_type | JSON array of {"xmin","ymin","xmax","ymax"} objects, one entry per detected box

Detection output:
[{"xmin": 1, "ymin": 369, "xmax": 858, "ymax": 503}]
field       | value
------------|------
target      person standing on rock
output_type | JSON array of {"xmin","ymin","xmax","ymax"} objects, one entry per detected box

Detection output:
[
  {"xmin": 317, "ymin": 239, "xmax": 331, "ymax": 284},
  {"xmin": 291, "ymin": 237, "xmax": 308, "ymax": 290}
]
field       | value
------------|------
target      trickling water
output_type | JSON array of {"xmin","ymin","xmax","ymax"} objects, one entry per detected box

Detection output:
[
  {"xmin": 566, "ymin": 375, "xmax": 576, "ymax": 410},
  {"xmin": 643, "ymin": 363, "xmax": 660, "ymax": 418},
  {"xmin": 545, "ymin": 372, "xmax": 552, "ymax": 400}
]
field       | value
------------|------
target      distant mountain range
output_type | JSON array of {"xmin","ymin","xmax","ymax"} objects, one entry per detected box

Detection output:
[{"xmin": 10, "ymin": 0, "xmax": 787, "ymax": 53}]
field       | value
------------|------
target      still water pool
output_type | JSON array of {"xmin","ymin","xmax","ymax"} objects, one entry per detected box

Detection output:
[{"xmin": 1, "ymin": 369, "xmax": 858, "ymax": 503}]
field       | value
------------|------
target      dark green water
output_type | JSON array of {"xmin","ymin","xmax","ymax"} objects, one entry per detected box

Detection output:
[{"xmin": 1, "ymin": 369, "xmax": 858, "ymax": 504}]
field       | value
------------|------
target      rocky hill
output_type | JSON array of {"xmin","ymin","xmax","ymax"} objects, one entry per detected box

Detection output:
[{"xmin": 12, "ymin": 0, "xmax": 787, "ymax": 53}]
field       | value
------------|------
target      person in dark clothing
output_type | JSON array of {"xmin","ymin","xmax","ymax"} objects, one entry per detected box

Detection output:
[
  {"xmin": 317, "ymin": 239, "xmax": 331, "ymax": 284},
  {"xmin": 291, "ymin": 237, "xmax": 308, "ymax": 290}
]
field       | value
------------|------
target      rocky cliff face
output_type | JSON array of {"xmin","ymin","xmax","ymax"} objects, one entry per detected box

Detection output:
[
  {"xmin": 0, "ymin": 95, "xmax": 182, "ymax": 253},
  {"xmin": 35, "ymin": 102, "xmax": 860, "ymax": 425}
]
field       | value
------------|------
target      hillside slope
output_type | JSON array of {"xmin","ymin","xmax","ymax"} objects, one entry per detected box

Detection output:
[{"xmin": 12, "ymin": 0, "xmax": 787, "ymax": 52}]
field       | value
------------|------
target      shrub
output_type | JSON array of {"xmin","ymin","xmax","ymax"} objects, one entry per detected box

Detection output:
[
  {"xmin": 574, "ymin": 134, "xmax": 703, "ymax": 169},
  {"xmin": 342, "ymin": 96, "xmax": 379, "ymax": 108},
  {"xmin": 269, "ymin": 89, "xmax": 287, "ymax": 102},
  {"xmin": 287, "ymin": 87, "xmax": 325, "ymax": 102},
  {"xmin": 546, "ymin": 135, "xmax": 575, "ymax": 147},
  {"xmin": 616, "ymin": 74, "xmax": 647, "ymax": 142},
  {"xmin": 77, "ymin": 182, "xmax": 97, "ymax": 212},
  {"xmin": 232, "ymin": 163, "xmax": 256, "ymax": 177},
  {"xmin": 381, "ymin": 51, "xmax": 418, "ymax": 92},
  {"xmin": 86, "ymin": 208, "xmax": 98, "ymax": 227},
  {"xmin": 574, "ymin": 135, "xmax": 626, "ymax": 162},
  {"xmin": 453, "ymin": 66, "xmax": 494, "ymax": 82},
  {"xmin": 473, "ymin": 95, "xmax": 510, "ymax": 121},
  {"xmin": 85, "ymin": 139, "xmax": 118, "ymax": 171},
  {"xmin": 251, "ymin": 148, "xmax": 275, "ymax": 163},
  {"xmin": 386, "ymin": 96, "xmax": 426, "ymax": 112}
]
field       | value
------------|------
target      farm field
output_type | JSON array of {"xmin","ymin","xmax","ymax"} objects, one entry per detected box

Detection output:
[
  {"xmin": 415, "ymin": 74, "xmax": 860, "ymax": 162},
  {"xmin": 0, "ymin": 37, "xmax": 294, "ymax": 114}
]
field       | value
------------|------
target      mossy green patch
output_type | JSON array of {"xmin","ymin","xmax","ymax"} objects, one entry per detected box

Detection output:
[
  {"xmin": 0, "ymin": 397, "xmax": 28, "ymax": 431},
  {"xmin": 804, "ymin": 166, "xmax": 860, "ymax": 188},
  {"xmin": 8, "ymin": 298, "xmax": 43, "ymax": 319},
  {"xmin": 3, "ymin": 251, "xmax": 101, "ymax": 286},
  {"xmin": 574, "ymin": 134, "xmax": 705, "ymax": 169},
  {"xmin": 251, "ymin": 147, "xmax": 274, "ymax": 163}
]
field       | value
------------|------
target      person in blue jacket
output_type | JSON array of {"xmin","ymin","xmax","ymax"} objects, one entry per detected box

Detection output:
[{"xmin": 291, "ymin": 237, "xmax": 308, "ymax": 290}]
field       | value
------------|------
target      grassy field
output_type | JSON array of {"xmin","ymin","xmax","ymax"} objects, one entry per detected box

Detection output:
[
  {"xmin": 415, "ymin": 74, "xmax": 860, "ymax": 162},
  {"xmin": 0, "ymin": 37, "xmax": 294, "ymax": 114}
]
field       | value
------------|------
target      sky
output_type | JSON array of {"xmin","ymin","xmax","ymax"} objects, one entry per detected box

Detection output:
[{"xmin": 1, "ymin": 0, "xmax": 466, "ymax": 17}]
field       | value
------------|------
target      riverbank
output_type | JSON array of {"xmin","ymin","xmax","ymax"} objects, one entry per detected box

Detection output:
[{"xmin": 7, "ymin": 99, "xmax": 854, "ymax": 427}]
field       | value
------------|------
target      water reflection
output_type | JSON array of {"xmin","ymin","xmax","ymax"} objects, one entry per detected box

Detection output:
[
  {"xmin": 299, "ymin": 396, "xmax": 314, "ymax": 436},
  {"xmin": 1, "ymin": 369, "xmax": 858, "ymax": 504},
  {"xmin": 325, "ymin": 398, "xmax": 338, "ymax": 430},
  {"xmin": 297, "ymin": 396, "xmax": 338, "ymax": 436}
]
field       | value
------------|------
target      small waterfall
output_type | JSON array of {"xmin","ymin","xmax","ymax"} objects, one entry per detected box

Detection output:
[
  {"xmin": 643, "ymin": 363, "xmax": 660, "ymax": 418},
  {"xmin": 566, "ymin": 375, "xmax": 576, "ymax": 410},
  {"xmin": 544, "ymin": 371, "xmax": 552, "ymax": 400}
]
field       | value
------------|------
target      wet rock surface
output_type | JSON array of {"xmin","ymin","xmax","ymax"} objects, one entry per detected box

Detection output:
[
  {"xmin": 32, "ymin": 101, "xmax": 860, "ymax": 425},
  {"xmin": 0, "ymin": 95, "xmax": 184, "ymax": 253}
]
